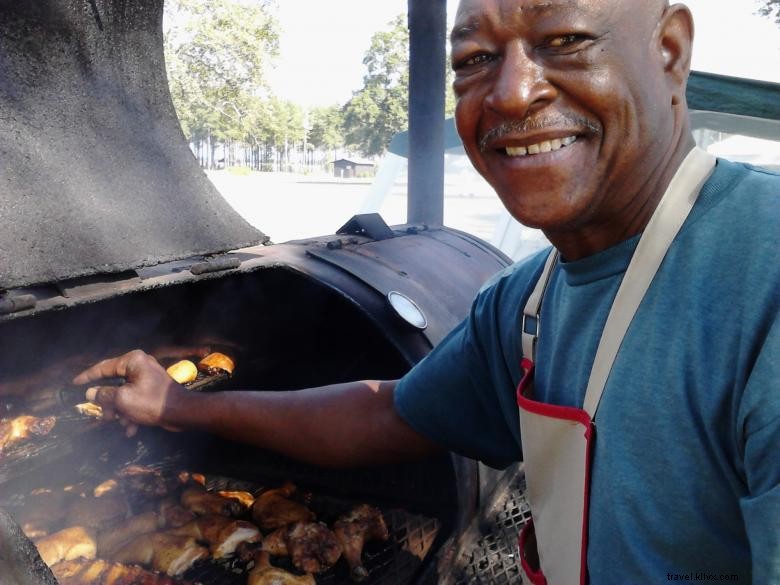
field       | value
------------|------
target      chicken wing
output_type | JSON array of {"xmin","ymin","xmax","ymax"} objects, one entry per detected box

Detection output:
[
  {"xmin": 35, "ymin": 526, "xmax": 97, "ymax": 567},
  {"xmin": 51, "ymin": 558, "xmax": 191, "ymax": 585},
  {"xmin": 167, "ymin": 514, "xmax": 261, "ymax": 558},
  {"xmin": 333, "ymin": 504, "xmax": 389, "ymax": 581},
  {"xmin": 248, "ymin": 551, "xmax": 315, "ymax": 585},
  {"xmin": 180, "ymin": 486, "xmax": 243, "ymax": 517},
  {"xmin": 112, "ymin": 532, "xmax": 208, "ymax": 577},
  {"xmin": 0, "ymin": 415, "xmax": 56, "ymax": 452},
  {"xmin": 251, "ymin": 483, "xmax": 315, "ymax": 531}
]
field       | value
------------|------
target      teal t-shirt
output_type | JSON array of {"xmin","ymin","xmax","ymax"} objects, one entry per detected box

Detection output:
[{"xmin": 395, "ymin": 159, "xmax": 780, "ymax": 584}]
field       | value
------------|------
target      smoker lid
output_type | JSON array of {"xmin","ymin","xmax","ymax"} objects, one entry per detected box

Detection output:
[{"xmin": 0, "ymin": 0, "xmax": 267, "ymax": 291}]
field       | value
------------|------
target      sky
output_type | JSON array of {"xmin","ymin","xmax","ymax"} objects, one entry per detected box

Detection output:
[{"xmin": 266, "ymin": 0, "xmax": 780, "ymax": 109}]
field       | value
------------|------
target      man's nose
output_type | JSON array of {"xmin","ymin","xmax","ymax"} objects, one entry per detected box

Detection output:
[{"xmin": 484, "ymin": 43, "xmax": 556, "ymax": 117}]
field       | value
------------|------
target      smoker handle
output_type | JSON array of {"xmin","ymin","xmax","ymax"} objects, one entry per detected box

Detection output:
[{"xmin": 0, "ymin": 508, "xmax": 58, "ymax": 585}]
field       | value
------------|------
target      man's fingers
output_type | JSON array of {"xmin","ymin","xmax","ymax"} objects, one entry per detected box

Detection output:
[
  {"xmin": 73, "ymin": 350, "xmax": 147, "ymax": 385},
  {"xmin": 85, "ymin": 385, "xmax": 117, "ymax": 405},
  {"xmin": 125, "ymin": 423, "xmax": 139, "ymax": 438}
]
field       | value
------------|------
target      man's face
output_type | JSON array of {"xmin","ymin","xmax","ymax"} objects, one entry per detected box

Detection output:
[{"xmin": 451, "ymin": 0, "xmax": 679, "ymax": 236}]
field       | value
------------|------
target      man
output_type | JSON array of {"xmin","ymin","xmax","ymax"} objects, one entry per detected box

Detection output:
[{"xmin": 76, "ymin": 0, "xmax": 779, "ymax": 583}]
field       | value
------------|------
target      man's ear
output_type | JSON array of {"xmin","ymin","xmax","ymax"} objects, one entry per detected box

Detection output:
[{"xmin": 657, "ymin": 4, "xmax": 694, "ymax": 105}]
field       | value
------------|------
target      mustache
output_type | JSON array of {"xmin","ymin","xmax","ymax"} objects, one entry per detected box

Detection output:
[{"xmin": 478, "ymin": 115, "xmax": 601, "ymax": 153}]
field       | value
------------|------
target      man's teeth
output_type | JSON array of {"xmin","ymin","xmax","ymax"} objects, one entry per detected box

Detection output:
[{"xmin": 505, "ymin": 136, "xmax": 576, "ymax": 156}]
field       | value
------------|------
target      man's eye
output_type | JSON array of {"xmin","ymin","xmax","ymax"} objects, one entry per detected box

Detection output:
[
  {"xmin": 456, "ymin": 54, "xmax": 493, "ymax": 69},
  {"xmin": 547, "ymin": 34, "xmax": 587, "ymax": 48}
]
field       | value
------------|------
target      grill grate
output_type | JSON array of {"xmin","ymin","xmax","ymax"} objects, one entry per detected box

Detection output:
[{"xmin": 450, "ymin": 472, "xmax": 531, "ymax": 585}]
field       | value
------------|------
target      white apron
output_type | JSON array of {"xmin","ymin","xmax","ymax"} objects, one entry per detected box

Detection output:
[{"xmin": 516, "ymin": 148, "xmax": 716, "ymax": 585}]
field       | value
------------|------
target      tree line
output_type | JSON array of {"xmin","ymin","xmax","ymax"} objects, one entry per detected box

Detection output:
[{"xmin": 164, "ymin": 0, "xmax": 453, "ymax": 173}]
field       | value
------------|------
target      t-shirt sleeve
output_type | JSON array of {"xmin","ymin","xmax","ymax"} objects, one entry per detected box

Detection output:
[
  {"xmin": 393, "ymin": 283, "xmax": 523, "ymax": 469},
  {"xmin": 738, "ymin": 314, "xmax": 780, "ymax": 584}
]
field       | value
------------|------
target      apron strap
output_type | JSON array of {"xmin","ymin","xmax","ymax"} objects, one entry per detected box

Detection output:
[
  {"xmin": 522, "ymin": 249, "xmax": 559, "ymax": 362},
  {"xmin": 582, "ymin": 147, "xmax": 716, "ymax": 418}
]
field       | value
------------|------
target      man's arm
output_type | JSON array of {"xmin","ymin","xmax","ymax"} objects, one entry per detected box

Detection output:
[{"xmin": 74, "ymin": 350, "xmax": 443, "ymax": 468}]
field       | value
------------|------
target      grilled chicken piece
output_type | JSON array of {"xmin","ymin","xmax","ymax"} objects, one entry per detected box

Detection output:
[
  {"xmin": 265, "ymin": 521, "xmax": 342, "ymax": 574},
  {"xmin": 65, "ymin": 493, "xmax": 130, "ymax": 529},
  {"xmin": 333, "ymin": 504, "xmax": 389, "ymax": 581},
  {"xmin": 0, "ymin": 415, "xmax": 56, "ymax": 452},
  {"xmin": 112, "ymin": 532, "xmax": 208, "ymax": 577},
  {"xmin": 51, "ymin": 558, "xmax": 190, "ymax": 585},
  {"xmin": 158, "ymin": 498, "xmax": 197, "ymax": 529},
  {"xmin": 35, "ymin": 526, "xmax": 97, "ymax": 567},
  {"xmin": 176, "ymin": 471, "xmax": 206, "ymax": 486},
  {"xmin": 180, "ymin": 486, "xmax": 243, "ymax": 517},
  {"xmin": 251, "ymin": 483, "xmax": 315, "ymax": 531},
  {"xmin": 248, "ymin": 551, "xmax": 315, "ymax": 585},
  {"xmin": 93, "ymin": 479, "xmax": 119, "ymax": 497},
  {"xmin": 261, "ymin": 527, "xmax": 289, "ymax": 556},
  {"xmin": 117, "ymin": 465, "xmax": 180, "ymax": 500},
  {"xmin": 75, "ymin": 402, "xmax": 103, "ymax": 419},
  {"xmin": 218, "ymin": 490, "xmax": 255, "ymax": 509},
  {"xmin": 168, "ymin": 514, "xmax": 262, "ymax": 558},
  {"xmin": 97, "ymin": 511, "xmax": 162, "ymax": 558},
  {"xmin": 166, "ymin": 360, "xmax": 198, "ymax": 384},
  {"xmin": 196, "ymin": 352, "xmax": 235, "ymax": 376}
]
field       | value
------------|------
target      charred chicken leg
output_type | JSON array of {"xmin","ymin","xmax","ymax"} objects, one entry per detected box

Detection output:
[
  {"xmin": 248, "ymin": 551, "xmax": 315, "ymax": 585},
  {"xmin": 333, "ymin": 504, "xmax": 389, "ymax": 581},
  {"xmin": 264, "ymin": 521, "xmax": 342, "ymax": 574}
]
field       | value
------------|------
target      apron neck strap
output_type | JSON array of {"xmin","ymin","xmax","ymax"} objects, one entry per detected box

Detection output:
[
  {"xmin": 518, "ymin": 147, "xmax": 716, "ymax": 416},
  {"xmin": 522, "ymin": 249, "xmax": 558, "ymax": 362},
  {"xmin": 582, "ymin": 147, "xmax": 716, "ymax": 418}
]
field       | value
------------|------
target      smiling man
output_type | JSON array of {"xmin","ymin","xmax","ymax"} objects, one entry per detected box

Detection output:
[{"xmin": 77, "ymin": 1, "xmax": 779, "ymax": 583}]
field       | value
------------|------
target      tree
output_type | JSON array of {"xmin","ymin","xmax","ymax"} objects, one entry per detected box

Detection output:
[
  {"xmin": 308, "ymin": 105, "xmax": 345, "ymax": 161},
  {"xmin": 164, "ymin": 0, "xmax": 280, "ymax": 167},
  {"xmin": 342, "ymin": 15, "xmax": 409, "ymax": 157},
  {"xmin": 342, "ymin": 14, "xmax": 458, "ymax": 157},
  {"xmin": 757, "ymin": 0, "xmax": 780, "ymax": 25}
]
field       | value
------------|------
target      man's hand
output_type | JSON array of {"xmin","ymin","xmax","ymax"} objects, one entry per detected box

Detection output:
[{"xmin": 73, "ymin": 350, "xmax": 188, "ymax": 437}]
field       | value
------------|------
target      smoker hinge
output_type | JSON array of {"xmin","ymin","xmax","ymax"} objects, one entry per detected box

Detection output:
[
  {"xmin": 190, "ymin": 255, "xmax": 241, "ymax": 276},
  {"xmin": 0, "ymin": 293, "xmax": 37, "ymax": 315},
  {"xmin": 337, "ymin": 213, "xmax": 395, "ymax": 241}
]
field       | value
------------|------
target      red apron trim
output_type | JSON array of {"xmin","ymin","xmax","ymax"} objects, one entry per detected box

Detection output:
[
  {"xmin": 516, "ymin": 362, "xmax": 594, "ymax": 431},
  {"xmin": 516, "ymin": 358, "xmax": 595, "ymax": 584},
  {"xmin": 579, "ymin": 425, "xmax": 595, "ymax": 585},
  {"xmin": 518, "ymin": 521, "xmax": 548, "ymax": 585}
]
